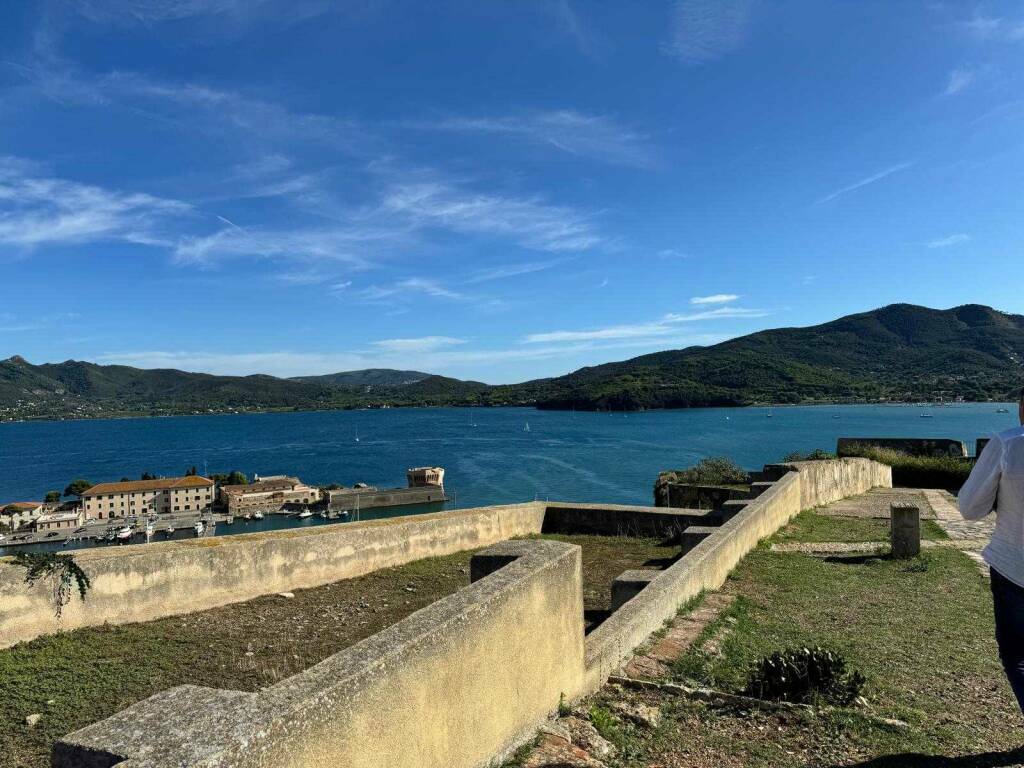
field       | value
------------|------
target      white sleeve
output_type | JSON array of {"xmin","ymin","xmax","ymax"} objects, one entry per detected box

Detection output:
[{"xmin": 958, "ymin": 437, "xmax": 1003, "ymax": 521}]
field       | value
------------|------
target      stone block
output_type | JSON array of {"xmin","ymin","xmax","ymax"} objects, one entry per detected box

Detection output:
[{"xmin": 891, "ymin": 502, "xmax": 921, "ymax": 558}]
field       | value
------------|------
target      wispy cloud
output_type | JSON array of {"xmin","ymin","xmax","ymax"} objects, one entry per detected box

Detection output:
[
  {"xmin": 957, "ymin": 14, "xmax": 1024, "ymax": 42},
  {"xmin": 662, "ymin": 0, "xmax": 754, "ymax": 65},
  {"xmin": 358, "ymin": 278, "xmax": 466, "ymax": 303},
  {"xmin": 523, "ymin": 306, "xmax": 770, "ymax": 344},
  {"xmin": 926, "ymin": 233, "xmax": 970, "ymax": 249},
  {"xmin": 944, "ymin": 66, "xmax": 975, "ymax": 96},
  {"xmin": 544, "ymin": 0, "xmax": 603, "ymax": 58},
  {"xmin": 381, "ymin": 181, "xmax": 601, "ymax": 252},
  {"xmin": 0, "ymin": 157, "xmax": 190, "ymax": 248},
  {"xmin": 464, "ymin": 259, "xmax": 567, "ymax": 284},
  {"xmin": 371, "ymin": 336, "xmax": 467, "ymax": 353},
  {"xmin": 815, "ymin": 162, "xmax": 914, "ymax": 205},
  {"xmin": 690, "ymin": 293, "xmax": 739, "ymax": 305},
  {"xmin": 172, "ymin": 222, "xmax": 386, "ymax": 267},
  {"xmin": 406, "ymin": 110, "xmax": 653, "ymax": 168},
  {"xmin": 657, "ymin": 248, "xmax": 692, "ymax": 259}
]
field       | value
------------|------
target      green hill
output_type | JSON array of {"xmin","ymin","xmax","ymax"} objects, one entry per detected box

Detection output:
[{"xmin": 3, "ymin": 304, "xmax": 1022, "ymax": 420}]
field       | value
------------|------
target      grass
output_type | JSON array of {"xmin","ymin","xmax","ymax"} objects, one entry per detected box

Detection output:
[
  {"xmin": 0, "ymin": 532, "xmax": 677, "ymax": 768},
  {"xmin": 773, "ymin": 509, "xmax": 948, "ymax": 544},
  {"xmin": 582, "ymin": 511, "xmax": 1021, "ymax": 767},
  {"xmin": 839, "ymin": 444, "xmax": 974, "ymax": 493}
]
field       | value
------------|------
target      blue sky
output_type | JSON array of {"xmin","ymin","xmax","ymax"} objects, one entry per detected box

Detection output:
[{"xmin": 2, "ymin": 1, "xmax": 1024, "ymax": 384}]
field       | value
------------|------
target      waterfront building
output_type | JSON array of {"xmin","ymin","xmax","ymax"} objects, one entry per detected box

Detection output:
[
  {"xmin": 82, "ymin": 477, "xmax": 214, "ymax": 520},
  {"xmin": 34, "ymin": 509, "xmax": 85, "ymax": 532},
  {"xmin": 0, "ymin": 501, "xmax": 46, "ymax": 531},
  {"xmin": 219, "ymin": 476, "xmax": 321, "ymax": 513},
  {"xmin": 407, "ymin": 466, "xmax": 445, "ymax": 488}
]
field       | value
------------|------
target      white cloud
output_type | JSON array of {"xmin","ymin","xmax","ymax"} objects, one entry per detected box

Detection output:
[
  {"xmin": 381, "ymin": 181, "xmax": 601, "ymax": 252},
  {"xmin": 926, "ymin": 233, "xmax": 970, "ymax": 249},
  {"xmin": 815, "ymin": 162, "xmax": 914, "ymax": 205},
  {"xmin": 657, "ymin": 248, "xmax": 692, "ymax": 259},
  {"xmin": 690, "ymin": 293, "xmax": 739, "ymax": 305},
  {"xmin": 412, "ymin": 110, "xmax": 653, "ymax": 168},
  {"xmin": 544, "ymin": 0, "xmax": 603, "ymax": 57},
  {"xmin": 523, "ymin": 306, "xmax": 770, "ymax": 344},
  {"xmin": 944, "ymin": 66, "xmax": 975, "ymax": 96},
  {"xmin": 172, "ymin": 223, "xmax": 384, "ymax": 267},
  {"xmin": 371, "ymin": 336, "xmax": 467, "ymax": 353},
  {"xmin": 958, "ymin": 14, "xmax": 1024, "ymax": 41},
  {"xmin": 359, "ymin": 278, "xmax": 465, "ymax": 303},
  {"xmin": 0, "ymin": 157, "xmax": 190, "ymax": 248},
  {"xmin": 464, "ymin": 259, "xmax": 567, "ymax": 284},
  {"xmin": 663, "ymin": 0, "xmax": 754, "ymax": 65}
]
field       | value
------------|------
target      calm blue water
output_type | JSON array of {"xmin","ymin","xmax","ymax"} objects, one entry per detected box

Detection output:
[{"xmin": 0, "ymin": 404, "xmax": 1016, "ymax": 509}]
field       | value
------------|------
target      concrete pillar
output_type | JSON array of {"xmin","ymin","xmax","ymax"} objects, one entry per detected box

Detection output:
[{"xmin": 890, "ymin": 503, "xmax": 920, "ymax": 558}]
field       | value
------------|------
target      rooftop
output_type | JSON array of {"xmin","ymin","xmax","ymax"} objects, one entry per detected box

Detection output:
[
  {"xmin": 220, "ymin": 477, "xmax": 303, "ymax": 495},
  {"xmin": 83, "ymin": 476, "xmax": 213, "ymax": 496}
]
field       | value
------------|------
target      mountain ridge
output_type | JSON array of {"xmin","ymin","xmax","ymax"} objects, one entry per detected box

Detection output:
[{"xmin": 2, "ymin": 303, "xmax": 1022, "ymax": 420}]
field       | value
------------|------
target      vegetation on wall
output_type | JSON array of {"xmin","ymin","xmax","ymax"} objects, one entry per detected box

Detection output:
[
  {"xmin": 838, "ymin": 443, "xmax": 973, "ymax": 492},
  {"xmin": 12, "ymin": 552, "xmax": 91, "ymax": 617}
]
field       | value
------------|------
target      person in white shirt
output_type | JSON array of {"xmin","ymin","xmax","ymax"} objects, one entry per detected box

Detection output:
[{"xmin": 959, "ymin": 389, "xmax": 1024, "ymax": 712}]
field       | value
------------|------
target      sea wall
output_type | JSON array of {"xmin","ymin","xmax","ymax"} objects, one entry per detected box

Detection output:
[
  {"xmin": 0, "ymin": 502, "xmax": 545, "ymax": 649},
  {"xmin": 54, "ymin": 539, "xmax": 584, "ymax": 768}
]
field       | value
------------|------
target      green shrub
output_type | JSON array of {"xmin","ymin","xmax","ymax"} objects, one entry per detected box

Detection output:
[
  {"xmin": 668, "ymin": 457, "xmax": 749, "ymax": 486},
  {"xmin": 743, "ymin": 646, "xmax": 865, "ymax": 706},
  {"xmin": 839, "ymin": 443, "xmax": 972, "ymax": 492},
  {"xmin": 783, "ymin": 448, "xmax": 837, "ymax": 462}
]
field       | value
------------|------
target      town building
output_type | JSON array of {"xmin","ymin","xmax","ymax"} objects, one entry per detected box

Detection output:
[
  {"xmin": 407, "ymin": 466, "xmax": 445, "ymax": 488},
  {"xmin": 35, "ymin": 509, "xmax": 85, "ymax": 532},
  {"xmin": 0, "ymin": 501, "xmax": 46, "ymax": 531},
  {"xmin": 218, "ymin": 476, "xmax": 321, "ymax": 513},
  {"xmin": 82, "ymin": 476, "xmax": 214, "ymax": 520}
]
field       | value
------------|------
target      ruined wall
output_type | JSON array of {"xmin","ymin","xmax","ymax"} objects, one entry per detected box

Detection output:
[
  {"xmin": 0, "ymin": 502, "xmax": 545, "ymax": 648},
  {"xmin": 54, "ymin": 540, "xmax": 584, "ymax": 768}
]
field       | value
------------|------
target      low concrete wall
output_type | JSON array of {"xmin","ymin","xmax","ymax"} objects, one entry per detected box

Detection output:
[
  {"xmin": 54, "ymin": 539, "xmax": 585, "ymax": 768},
  {"xmin": 543, "ymin": 502, "xmax": 719, "ymax": 540},
  {"xmin": 0, "ymin": 502, "xmax": 545, "ymax": 649},
  {"xmin": 764, "ymin": 458, "xmax": 892, "ymax": 511},
  {"xmin": 581, "ymin": 458, "xmax": 892, "ymax": 690}
]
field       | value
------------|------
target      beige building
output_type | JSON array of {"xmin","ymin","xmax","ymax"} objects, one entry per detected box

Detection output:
[
  {"xmin": 82, "ymin": 476, "xmax": 214, "ymax": 520},
  {"xmin": 35, "ymin": 509, "xmax": 85, "ymax": 532},
  {"xmin": 1, "ymin": 501, "xmax": 46, "ymax": 531},
  {"xmin": 219, "ymin": 476, "xmax": 321, "ymax": 513},
  {"xmin": 407, "ymin": 467, "xmax": 445, "ymax": 488}
]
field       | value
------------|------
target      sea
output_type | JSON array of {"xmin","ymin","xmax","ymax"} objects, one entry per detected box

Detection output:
[{"xmin": 1, "ymin": 403, "xmax": 1016, "ymax": 508}]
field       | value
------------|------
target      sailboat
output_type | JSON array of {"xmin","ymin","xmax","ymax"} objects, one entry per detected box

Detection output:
[
  {"xmin": 355, "ymin": 427, "xmax": 360, "ymax": 443},
  {"xmin": 524, "ymin": 422, "xmax": 531, "ymax": 432}
]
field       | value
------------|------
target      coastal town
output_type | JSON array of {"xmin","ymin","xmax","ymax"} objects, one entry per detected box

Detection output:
[{"xmin": 0, "ymin": 466, "xmax": 447, "ymax": 549}]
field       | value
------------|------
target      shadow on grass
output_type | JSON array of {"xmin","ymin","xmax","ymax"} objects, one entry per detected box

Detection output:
[{"xmin": 841, "ymin": 748, "xmax": 1024, "ymax": 768}]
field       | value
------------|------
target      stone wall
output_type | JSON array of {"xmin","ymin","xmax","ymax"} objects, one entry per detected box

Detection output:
[
  {"xmin": 46, "ymin": 457, "xmax": 892, "ymax": 768},
  {"xmin": 763, "ymin": 458, "xmax": 892, "ymax": 511},
  {"xmin": 0, "ymin": 501, "xmax": 545, "ymax": 649},
  {"xmin": 55, "ymin": 539, "xmax": 584, "ymax": 768},
  {"xmin": 836, "ymin": 436, "xmax": 967, "ymax": 458}
]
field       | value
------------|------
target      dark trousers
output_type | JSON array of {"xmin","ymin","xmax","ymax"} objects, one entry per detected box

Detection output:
[{"xmin": 991, "ymin": 567, "xmax": 1024, "ymax": 712}]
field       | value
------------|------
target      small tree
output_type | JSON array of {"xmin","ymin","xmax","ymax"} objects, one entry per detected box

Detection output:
[
  {"xmin": 185, "ymin": 466, "xmax": 197, "ymax": 477},
  {"xmin": 64, "ymin": 479, "xmax": 93, "ymax": 498},
  {"xmin": 44, "ymin": 490, "xmax": 61, "ymax": 503},
  {"xmin": 140, "ymin": 472, "xmax": 156, "ymax": 481}
]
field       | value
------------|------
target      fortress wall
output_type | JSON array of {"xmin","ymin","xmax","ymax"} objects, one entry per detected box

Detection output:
[
  {"xmin": 54, "ymin": 540, "xmax": 585, "ymax": 768},
  {"xmin": 581, "ymin": 458, "xmax": 892, "ymax": 691},
  {"xmin": 0, "ymin": 501, "xmax": 546, "ymax": 648},
  {"xmin": 764, "ymin": 457, "xmax": 893, "ymax": 511}
]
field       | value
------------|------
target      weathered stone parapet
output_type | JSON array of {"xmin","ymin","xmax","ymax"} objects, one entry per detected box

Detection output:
[
  {"xmin": 55, "ymin": 539, "xmax": 585, "ymax": 768},
  {"xmin": 837, "ymin": 437, "xmax": 967, "ymax": 458},
  {"xmin": 0, "ymin": 501, "xmax": 547, "ymax": 649}
]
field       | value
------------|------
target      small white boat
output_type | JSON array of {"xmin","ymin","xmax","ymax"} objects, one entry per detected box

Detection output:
[
  {"xmin": 224, "ymin": 515, "xmax": 234, "ymax": 525},
  {"xmin": 165, "ymin": 525, "xmax": 175, "ymax": 536},
  {"xmin": 243, "ymin": 513, "xmax": 252, "ymax": 521},
  {"xmin": 194, "ymin": 521, "xmax": 205, "ymax": 536},
  {"xmin": 296, "ymin": 510, "xmax": 314, "ymax": 519},
  {"xmin": 116, "ymin": 526, "xmax": 133, "ymax": 541},
  {"xmin": 253, "ymin": 511, "xmax": 264, "ymax": 520},
  {"xmin": 524, "ymin": 422, "xmax": 531, "ymax": 432},
  {"xmin": 145, "ymin": 522, "xmax": 155, "ymax": 538},
  {"xmin": 319, "ymin": 511, "xmax": 328, "ymax": 519}
]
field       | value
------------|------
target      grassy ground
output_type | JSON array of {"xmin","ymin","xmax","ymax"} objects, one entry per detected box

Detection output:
[
  {"xmin": 583, "ymin": 514, "xmax": 1022, "ymax": 767},
  {"xmin": 773, "ymin": 509, "xmax": 948, "ymax": 544},
  {"xmin": 0, "ymin": 533, "xmax": 676, "ymax": 768}
]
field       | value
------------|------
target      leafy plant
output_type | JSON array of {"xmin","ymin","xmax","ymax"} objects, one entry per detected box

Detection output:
[
  {"xmin": 12, "ymin": 552, "xmax": 91, "ymax": 618},
  {"xmin": 588, "ymin": 704, "xmax": 622, "ymax": 743},
  {"xmin": 671, "ymin": 457, "xmax": 749, "ymax": 486},
  {"xmin": 743, "ymin": 646, "xmax": 865, "ymax": 706}
]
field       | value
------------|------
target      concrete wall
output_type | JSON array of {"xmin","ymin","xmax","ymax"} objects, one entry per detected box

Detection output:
[
  {"xmin": 763, "ymin": 458, "xmax": 892, "ymax": 511},
  {"xmin": 836, "ymin": 436, "xmax": 967, "ymax": 458},
  {"xmin": 54, "ymin": 539, "xmax": 584, "ymax": 768},
  {"xmin": 48, "ymin": 457, "xmax": 891, "ymax": 768},
  {"xmin": 0, "ymin": 502, "xmax": 545, "ymax": 649}
]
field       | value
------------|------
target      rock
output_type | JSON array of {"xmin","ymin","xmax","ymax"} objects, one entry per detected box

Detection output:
[
  {"xmin": 522, "ymin": 734, "xmax": 606, "ymax": 768},
  {"xmin": 611, "ymin": 701, "xmax": 661, "ymax": 729},
  {"xmin": 562, "ymin": 716, "xmax": 616, "ymax": 759},
  {"xmin": 537, "ymin": 721, "xmax": 572, "ymax": 741},
  {"xmin": 278, "ymin": 592, "xmax": 295, "ymax": 599},
  {"xmin": 25, "ymin": 713, "xmax": 42, "ymax": 727}
]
